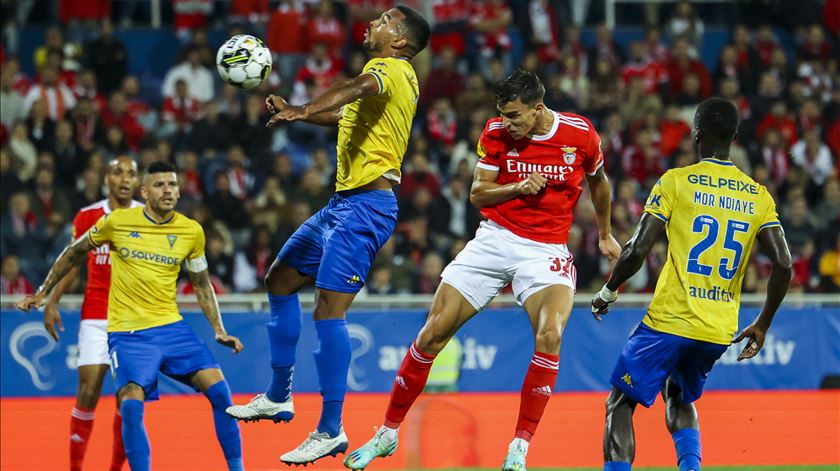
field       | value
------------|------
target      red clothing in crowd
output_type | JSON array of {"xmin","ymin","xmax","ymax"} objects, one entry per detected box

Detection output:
[
  {"xmin": 430, "ymin": 0, "xmax": 472, "ymax": 55},
  {"xmin": 307, "ymin": 16, "xmax": 345, "ymax": 56},
  {"xmin": 162, "ymin": 95, "xmax": 202, "ymax": 126},
  {"xmin": 469, "ymin": 1, "xmax": 512, "ymax": 55},
  {"xmin": 757, "ymin": 115, "xmax": 799, "ymax": 147},
  {"xmin": 58, "ymin": 0, "xmax": 110, "ymax": 23},
  {"xmin": 658, "ymin": 118, "xmax": 691, "ymax": 157},
  {"xmin": 665, "ymin": 57, "xmax": 712, "ymax": 99},
  {"xmin": 0, "ymin": 274, "xmax": 33, "ymax": 295},
  {"xmin": 267, "ymin": 3, "xmax": 307, "ymax": 54},
  {"xmin": 101, "ymin": 110, "xmax": 145, "ymax": 150},
  {"xmin": 622, "ymin": 60, "xmax": 668, "ymax": 94},
  {"xmin": 173, "ymin": 0, "xmax": 212, "ymax": 31}
]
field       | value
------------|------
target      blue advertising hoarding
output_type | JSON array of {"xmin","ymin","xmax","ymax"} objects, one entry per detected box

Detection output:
[{"xmin": 1, "ymin": 306, "xmax": 838, "ymax": 397}]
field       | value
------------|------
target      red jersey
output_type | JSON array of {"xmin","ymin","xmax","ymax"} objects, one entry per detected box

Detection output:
[
  {"xmin": 476, "ymin": 112, "xmax": 603, "ymax": 244},
  {"xmin": 71, "ymin": 199, "xmax": 142, "ymax": 320}
]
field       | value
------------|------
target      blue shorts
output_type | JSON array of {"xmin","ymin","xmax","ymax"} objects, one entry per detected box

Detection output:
[
  {"xmin": 108, "ymin": 320, "xmax": 220, "ymax": 401},
  {"xmin": 610, "ymin": 323, "xmax": 728, "ymax": 407},
  {"xmin": 278, "ymin": 189, "xmax": 398, "ymax": 293}
]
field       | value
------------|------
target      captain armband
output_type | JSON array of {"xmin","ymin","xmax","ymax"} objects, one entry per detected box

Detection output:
[{"xmin": 185, "ymin": 256, "xmax": 208, "ymax": 273}]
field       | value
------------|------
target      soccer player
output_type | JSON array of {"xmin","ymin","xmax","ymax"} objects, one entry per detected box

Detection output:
[
  {"xmin": 344, "ymin": 69, "xmax": 622, "ymax": 471},
  {"xmin": 44, "ymin": 156, "xmax": 141, "ymax": 471},
  {"xmin": 591, "ymin": 98, "xmax": 792, "ymax": 471},
  {"xmin": 224, "ymin": 6, "xmax": 430, "ymax": 465},
  {"xmin": 17, "ymin": 161, "xmax": 246, "ymax": 471}
]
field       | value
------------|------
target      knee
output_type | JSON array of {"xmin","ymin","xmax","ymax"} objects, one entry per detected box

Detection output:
[
  {"xmin": 117, "ymin": 383, "xmax": 145, "ymax": 403},
  {"xmin": 534, "ymin": 327, "xmax": 563, "ymax": 353},
  {"xmin": 76, "ymin": 383, "xmax": 102, "ymax": 408},
  {"xmin": 416, "ymin": 322, "xmax": 453, "ymax": 355},
  {"xmin": 264, "ymin": 270, "xmax": 290, "ymax": 295}
]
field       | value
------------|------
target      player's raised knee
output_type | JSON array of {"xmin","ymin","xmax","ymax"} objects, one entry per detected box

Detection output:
[
  {"xmin": 416, "ymin": 324, "xmax": 452, "ymax": 355},
  {"xmin": 534, "ymin": 327, "xmax": 563, "ymax": 353}
]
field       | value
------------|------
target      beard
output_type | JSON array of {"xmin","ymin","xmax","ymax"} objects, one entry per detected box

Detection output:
[{"xmin": 362, "ymin": 36, "xmax": 380, "ymax": 52}]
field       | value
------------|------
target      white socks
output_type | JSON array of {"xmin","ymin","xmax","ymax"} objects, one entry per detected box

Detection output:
[
  {"xmin": 509, "ymin": 437, "xmax": 529, "ymax": 454},
  {"xmin": 378, "ymin": 425, "xmax": 398, "ymax": 443}
]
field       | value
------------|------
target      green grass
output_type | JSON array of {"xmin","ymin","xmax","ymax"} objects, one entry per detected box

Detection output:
[{"xmin": 431, "ymin": 467, "xmax": 838, "ymax": 471}]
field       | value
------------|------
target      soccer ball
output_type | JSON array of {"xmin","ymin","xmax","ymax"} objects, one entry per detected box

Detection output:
[{"xmin": 216, "ymin": 35, "xmax": 272, "ymax": 90}]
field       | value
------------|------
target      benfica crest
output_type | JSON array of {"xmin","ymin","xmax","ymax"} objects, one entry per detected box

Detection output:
[{"xmin": 561, "ymin": 146, "xmax": 577, "ymax": 165}]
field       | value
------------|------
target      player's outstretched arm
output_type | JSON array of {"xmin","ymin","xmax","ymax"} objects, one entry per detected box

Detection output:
[
  {"xmin": 187, "ymin": 269, "xmax": 244, "ymax": 353},
  {"xmin": 591, "ymin": 213, "xmax": 665, "ymax": 320},
  {"xmin": 42, "ymin": 265, "xmax": 80, "ymax": 341},
  {"xmin": 585, "ymin": 167, "xmax": 621, "ymax": 261},
  {"xmin": 16, "ymin": 235, "xmax": 94, "ymax": 312},
  {"xmin": 470, "ymin": 167, "xmax": 547, "ymax": 208},
  {"xmin": 733, "ymin": 226, "xmax": 791, "ymax": 360},
  {"xmin": 266, "ymin": 74, "xmax": 380, "ymax": 126},
  {"xmin": 265, "ymin": 94, "xmax": 343, "ymax": 127}
]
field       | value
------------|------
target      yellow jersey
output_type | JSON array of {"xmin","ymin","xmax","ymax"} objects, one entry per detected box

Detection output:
[
  {"xmin": 335, "ymin": 57, "xmax": 419, "ymax": 191},
  {"xmin": 88, "ymin": 206, "xmax": 206, "ymax": 332},
  {"xmin": 642, "ymin": 158, "xmax": 781, "ymax": 344}
]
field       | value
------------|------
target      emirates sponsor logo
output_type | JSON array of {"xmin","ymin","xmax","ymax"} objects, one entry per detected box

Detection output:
[
  {"xmin": 532, "ymin": 385, "xmax": 552, "ymax": 397},
  {"xmin": 506, "ymin": 160, "xmax": 575, "ymax": 181}
]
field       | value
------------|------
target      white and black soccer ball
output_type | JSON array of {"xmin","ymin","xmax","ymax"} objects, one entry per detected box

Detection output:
[{"xmin": 216, "ymin": 34, "xmax": 272, "ymax": 90}]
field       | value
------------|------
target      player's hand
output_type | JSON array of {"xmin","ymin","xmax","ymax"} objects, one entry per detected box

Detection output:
[
  {"xmin": 267, "ymin": 105, "xmax": 310, "ymax": 127},
  {"xmin": 514, "ymin": 172, "xmax": 548, "ymax": 195},
  {"xmin": 265, "ymin": 94, "xmax": 289, "ymax": 115},
  {"xmin": 732, "ymin": 323, "xmax": 766, "ymax": 361},
  {"xmin": 591, "ymin": 285, "xmax": 618, "ymax": 321},
  {"xmin": 16, "ymin": 292, "xmax": 46, "ymax": 313},
  {"xmin": 43, "ymin": 304, "xmax": 64, "ymax": 341},
  {"xmin": 599, "ymin": 234, "xmax": 622, "ymax": 261},
  {"xmin": 215, "ymin": 332, "xmax": 244, "ymax": 354}
]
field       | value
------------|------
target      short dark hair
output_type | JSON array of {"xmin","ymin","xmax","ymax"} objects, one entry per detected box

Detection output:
[
  {"xmin": 145, "ymin": 160, "xmax": 177, "ymax": 176},
  {"xmin": 695, "ymin": 97, "xmax": 739, "ymax": 143},
  {"xmin": 496, "ymin": 69, "xmax": 545, "ymax": 107},
  {"xmin": 396, "ymin": 6, "xmax": 430, "ymax": 56}
]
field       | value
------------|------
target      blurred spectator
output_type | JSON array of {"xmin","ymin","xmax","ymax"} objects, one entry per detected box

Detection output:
[
  {"xmin": 429, "ymin": 0, "xmax": 470, "ymax": 56},
  {"xmin": 757, "ymin": 127, "xmax": 790, "ymax": 187},
  {"xmin": 782, "ymin": 196, "xmax": 818, "ymax": 250},
  {"xmin": 307, "ymin": 0, "xmax": 345, "ymax": 57},
  {"xmin": 161, "ymin": 79, "xmax": 202, "ymax": 137},
  {"xmin": 658, "ymin": 104, "xmax": 691, "ymax": 158},
  {"xmin": 189, "ymin": 101, "xmax": 233, "ymax": 154},
  {"xmin": 524, "ymin": 0, "xmax": 560, "ymax": 64},
  {"xmin": 161, "ymin": 48, "xmax": 214, "ymax": 102},
  {"xmin": 588, "ymin": 23, "xmax": 626, "ymax": 73},
  {"xmin": 58, "ymin": 0, "xmax": 110, "ymax": 41},
  {"xmin": 0, "ymin": 192, "xmax": 50, "ymax": 282},
  {"xmin": 0, "ymin": 66, "xmax": 26, "ymax": 129},
  {"xmin": 292, "ymin": 42, "xmax": 343, "ymax": 102},
  {"xmin": 121, "ymin": 75, "xmax": 154, "ymax": 130},
  {"xmin": 0, "ymin": 255, "xmax": 34, "ymax": 295},
  {"xmin": 225, "ymin": 145, "xmax": 256, "ymax": 200},
  {"xmin": 248, "ymin": 175, "xmax": 286, "ymax": 232},
  {"xmin": 72, "ymin": 166, "xmax": 104, "ymax": 212},
  {"xmin": 667, "ymin": 1, "xmax": 704, "ymax": 54},
  {"xmin": 622, "ymin": 40, "xmax": 667, "ymax": 95},
  {"xmin": 366, "ymin": 264, "xmax": 397, "ymax": 295},
  {"xmin": 28, "ymin": 164, "xmax": 71, "ymax": 233},
  {"xmin": 757, "ymin": 101, "xmax": 798, "ymax": 146},
  {"xmin": 73, "ymin": 69, "xmax": 106, "ymax": 113},
  {"xmin": 267, "ymin": 0, "xmax": 308, "ymax": 90},
  {"xmin": 729, "ymin": 24, "xmax": 761, "ymax": 95},
  {"xmin": 8, "ymin": 122, "xmax": 37, "ymax": 181},
  {"xmin": 818, "ymin": 232, "xmax": 840, "ymax": 292},
  {"xmin": 293, "ymin": 168, "xmax": 331, "ymax": 210},
  {"xmin": 753, "ymin": 25, "xmax": 779, "ymax": 68},
  {"xmin": 207, "ymin": 172, "xmax": 251, "ymax": 230},
  {"xmin": 101, "ymin": 91, "xmax": 144, "ymax": 150},
  {"xmin": 798, "ymin": 23, "xmax": 834, "ymax": 62},
  {"xmin": 421, "ymin": 46, "xmax": 464, "ymax": 107},
  {"xmin": 230, "ymin": 0, "xmax": 270, "ymax": 26},
  {"xmin": 26, "ymin": 98, "xmax": 55, "ymax": 151},
  {"xmin": 0, "ymin": 148, "xmax": 25, "ymax": 208},
  {"xmin": 84, "ymin": 19, "xmax": 127, "ymax": 95},
  {"xmin": 399, "ymin": 152, "xmax": 441, "ymax": 200},
  {"xmin": 172, "ymin": 0, "xmax": 213, "ymax": 39},
  {"xmin": 665, "ymin": 38, "xmax": 712, "ymax": 101},
  {"xmin": 24, "ymin": 65, "xmax": 76, "ymax": 121},
  {"xmin": 206, "ymin": 229, "xmax": 234, "ymax": 289},
  {"xmin": 52, "ymin": 119, "xmax": 84, "ymax": 188},
  {"xmin": 413, "ymin": 252, "xmax": 444, "ymax": 294},
  {"xmin": 814, "ymin": 179, "xmax": 840, "ymax": 225},
  {"xmin": 69, "ymin": 96, "xmax": 104, "ymax": 154},
  {"xmin": 469, "ymin": 0, "xmax": 513, "ymax": 73},
  {"xmin": 426, "ymin": 96, "xmax": 458, "ymax": 150},
  {"xmin": 791, "ymin": 129, "xmax": 835, "ymax": 186},
  {"xmin": 235, "ymin": 223, "xmax": 274, "ymax": 292},
  {"xmin": 234, "ymin": 94, "xmax": 274, "ymax": 166}
]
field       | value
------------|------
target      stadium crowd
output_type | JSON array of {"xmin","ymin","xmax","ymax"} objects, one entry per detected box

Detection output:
[{"xmin": 1, "ymin": 0, "xmax": 839, "ymax": 297}]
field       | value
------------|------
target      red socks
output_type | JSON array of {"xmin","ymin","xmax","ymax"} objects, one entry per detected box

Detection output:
[
  {"xmin": 70, "ymin": 406, "xmax": 95, "ymax": 471},
  {"xmin": 515, "ymin": 351, "xmax": 560, "ymax": 441},
  {"xmin": 110, "ymin": 410, "xmax": 126, "ymax": 471},
  {"xmin": 384, "ymin": 342, "xmax": 436, "ymax": 428}
]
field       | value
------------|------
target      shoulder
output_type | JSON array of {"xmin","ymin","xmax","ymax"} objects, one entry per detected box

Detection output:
[
  {"xmin": 479, "ymin": 118, "xmax": 510, "ymax": 153},
  {"xmin": 555, "ymin": 112, "xmax": 597, "ymax": 140}
]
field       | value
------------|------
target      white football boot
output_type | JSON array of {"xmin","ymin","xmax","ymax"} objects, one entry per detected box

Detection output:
[
  {"xmin": 280, "ymin": 428, "xmax": 349, "ymax": 466},
  {"xmin": 225, "ymin": 393, "xmax": 294, "ymax": 423}
]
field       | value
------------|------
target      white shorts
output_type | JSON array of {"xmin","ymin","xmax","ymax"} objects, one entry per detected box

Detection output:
[
  {"xmin": 77, "ymin": 319, "xmax": 110, "ymax": 367},
  {"xmin": 441, "ymin": 220, "xmax": 577, "ymax": 310}
]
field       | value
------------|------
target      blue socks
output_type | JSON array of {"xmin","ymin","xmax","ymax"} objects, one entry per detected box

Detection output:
[
  {"xmin": 604, "ymin": 462, "xmax": 632, "ymax": 471},
  {"xmin": 313, "ymin": 318, "xmax": 350, "ymax": 437},
  {"xmin": 673, "ymin": 428, "xmax": 702, "ymax": 471},
  {"xmin": 266, "ymin": 293, "xmax": 302, "ymax": 403},
  {"xmin": 121, "ymin": 399, "xmax": 150, "ymax": 471},
  {"xmin": 205, "ymin": 380, "xmax": 244, "ymax": 471}
]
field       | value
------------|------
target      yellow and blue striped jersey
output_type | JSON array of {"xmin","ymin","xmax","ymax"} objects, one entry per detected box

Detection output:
[
  {"xmin": 642, "ymin": 158, "xmax": 781, "ymax": 345},
  {"xmin": 335, "ymin": 57, "xmax": 419, "ymax": 191},
  {"xmin": 88, "ymin": 206, "xmax": 206, "ymax": 332}
]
